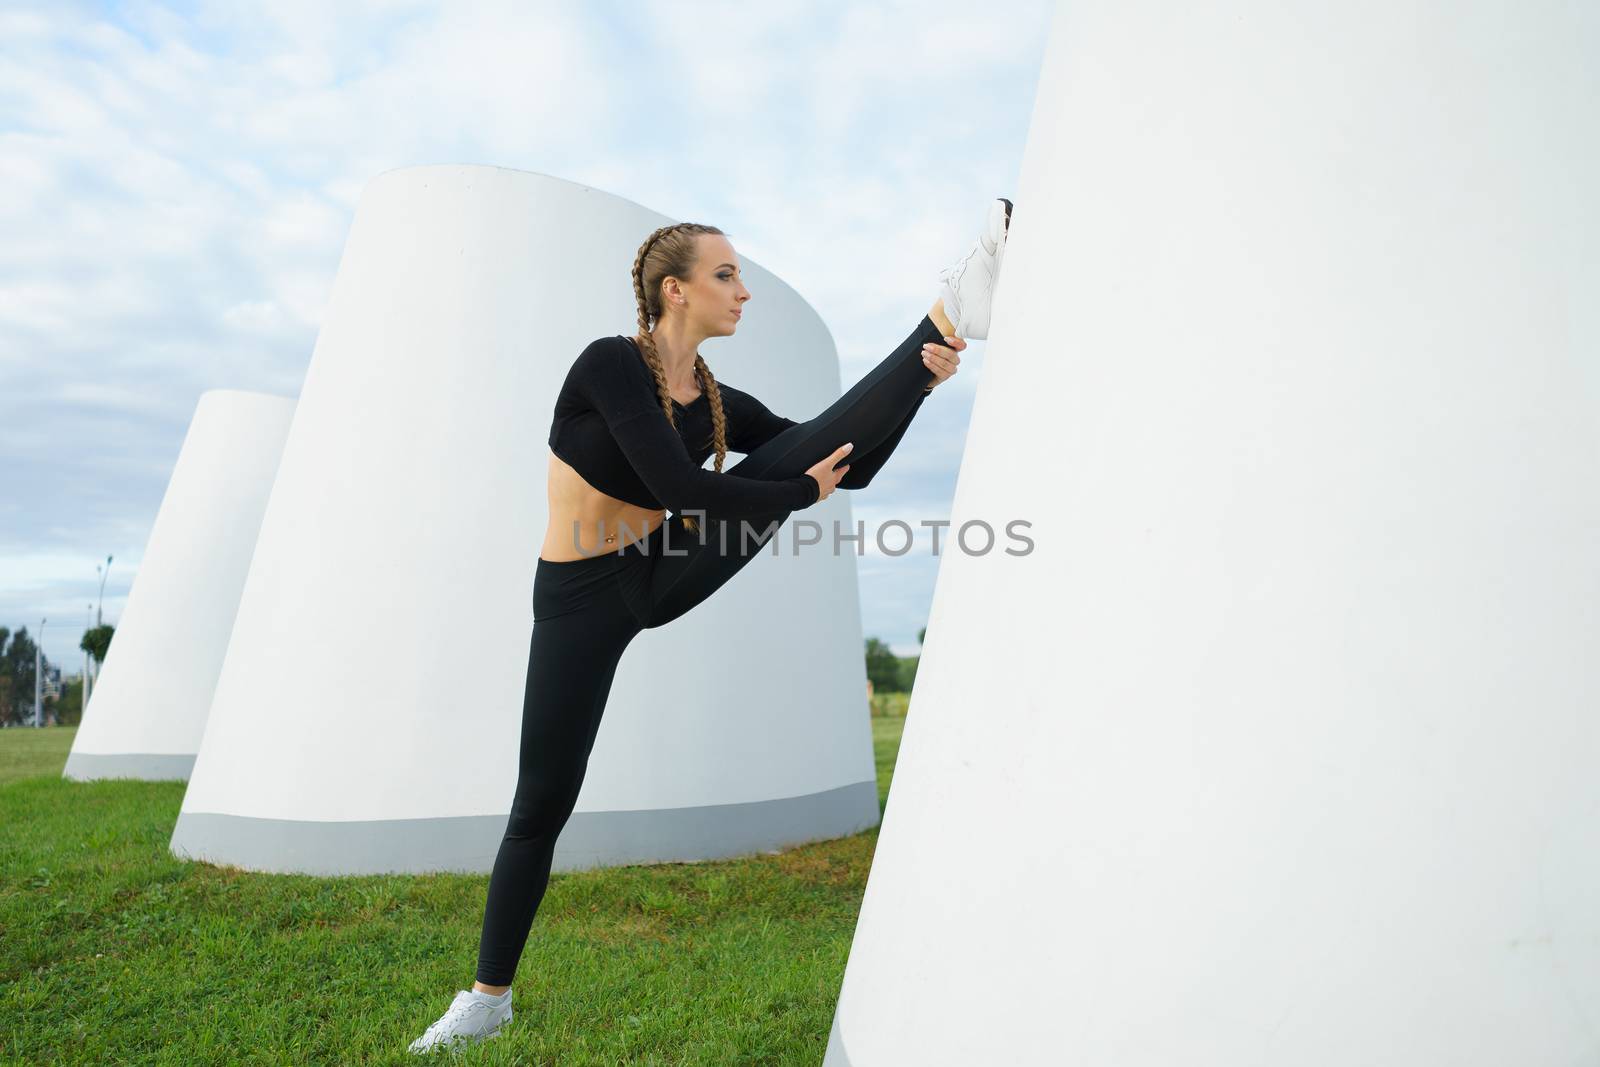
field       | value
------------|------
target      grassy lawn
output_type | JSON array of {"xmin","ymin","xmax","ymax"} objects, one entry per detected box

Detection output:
[{"xmin": 0, "ymin": 716, "xmax": 909, "ymax": 1065}]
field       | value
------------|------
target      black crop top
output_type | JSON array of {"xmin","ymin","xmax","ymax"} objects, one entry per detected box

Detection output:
[{"xmin": 547, "ymin": 335, "xmax": 928, "ymax": 520}]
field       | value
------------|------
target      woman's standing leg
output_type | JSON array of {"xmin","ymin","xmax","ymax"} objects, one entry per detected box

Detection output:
[
  {"xmin": 473, "ymin": 560, "xmax": 641, "ymax": 987},
  {"xmin": 623, "ymin": 313, "xmax": 948, "ymax": 629}
]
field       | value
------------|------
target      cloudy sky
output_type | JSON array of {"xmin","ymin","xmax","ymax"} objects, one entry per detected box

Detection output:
[{"xmin": 1, "ymin": 0, "xmax": 1053, "ymax": 672}]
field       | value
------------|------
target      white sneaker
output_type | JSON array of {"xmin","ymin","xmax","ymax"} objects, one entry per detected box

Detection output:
[
  {"xmin": 408, "ymin": 989, "xmax": 513, "ymax": 1054},
  {"xmin": 936, "ymin": 197, "xmax": 1013, "ymax": 340}
]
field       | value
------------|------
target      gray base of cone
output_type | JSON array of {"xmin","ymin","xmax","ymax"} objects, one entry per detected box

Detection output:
[
  {"xmin": 63, "ymin": 752, "xmax": 197, "ymax": 782},
  {"xmin": 824, "ymin": 1012, "xmax": 854, "ymax": 1066},
  {"xmin": 169, "ymin": 779, "xmax": 880, "ymax": 875}
]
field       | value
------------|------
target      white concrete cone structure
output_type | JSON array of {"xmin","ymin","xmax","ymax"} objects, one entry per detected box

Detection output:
[
  {"xmin": 824, "ymin": 2, "xmax": 1600, "ymax": 1063},
  {"xmin": 172, "ymin": 164, "xmax": 885, "ymax": 875},
  {"xmin": 64, "ymin": 390, "xmax": 295, "ymax": 781}
]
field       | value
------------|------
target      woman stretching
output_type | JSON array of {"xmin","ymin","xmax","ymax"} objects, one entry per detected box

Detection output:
[{"xmin": 409, "ymin": 197, "xmax": 1013, "ymax": 1054}]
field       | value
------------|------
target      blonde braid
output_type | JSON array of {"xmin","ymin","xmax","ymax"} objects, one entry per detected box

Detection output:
[
  {"xmin": 629, "ymin": 221, "xmax": 733, "ymax": 534},
  {"xmin": 695, "ymin": 355, "xmax": 730, "ymax": 473}
]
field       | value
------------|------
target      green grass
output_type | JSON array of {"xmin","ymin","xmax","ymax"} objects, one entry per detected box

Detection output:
[
  {"xmin": 0, "ymin": 719, "xmax": 908, "ymax": 1065},
  {"xmin": 0, "ymin": 725, "xmax": 76, "ymax": 787}
]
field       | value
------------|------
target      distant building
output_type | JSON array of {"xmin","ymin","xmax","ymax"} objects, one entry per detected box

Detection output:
[{"xmin": 43, "ymin": 666, "xmax": 62, "ymax": 700}]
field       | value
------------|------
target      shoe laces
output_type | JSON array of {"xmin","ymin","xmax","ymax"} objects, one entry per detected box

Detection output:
[
  {"xmin": 939, "ymin": 255, "xmax": 970, "ymax": 293},
  {"xmin": 949, "ymin": 232, "xmax": 993, "ymax": 278},
  {"xmin": 939, "ymin": 248, "xmax": 980, "ymax": 324},
  {"xmin": 426, "ymin": 997, "xmax": 486, "ymax": 1039}
]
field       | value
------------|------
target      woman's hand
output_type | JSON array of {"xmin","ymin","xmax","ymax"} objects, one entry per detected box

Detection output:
[
  {"xmin": 921, "ymin": 334, "xmax": 966, "ymax": 390},
  {"xmin": 805, "ymin": 443, "xmax": 854, "ymax": 502}
]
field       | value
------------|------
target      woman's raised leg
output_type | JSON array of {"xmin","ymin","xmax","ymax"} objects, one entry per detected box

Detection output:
[{"xmin": 626, "ymin": 313, "xmax": 949, "ymax": 628}]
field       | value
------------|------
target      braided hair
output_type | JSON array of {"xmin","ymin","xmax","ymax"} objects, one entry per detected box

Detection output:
[{"xmin": 630, "ymin": 223, "xmax": 733, "ymax": 535}]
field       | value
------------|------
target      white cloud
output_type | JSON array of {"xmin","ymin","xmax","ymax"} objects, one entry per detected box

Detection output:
[
  {"xmin": 2, "ymin": 0, "xmax": 1053, "ymax": 667},
  {"xmin": 220, "ymin": 299, "xmax": 291, "ymax": 336}
]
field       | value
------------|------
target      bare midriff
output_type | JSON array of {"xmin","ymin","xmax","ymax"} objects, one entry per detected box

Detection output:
[{"xmin": 539, "ymin": 448, "xmax": 667, "ymax": 562}]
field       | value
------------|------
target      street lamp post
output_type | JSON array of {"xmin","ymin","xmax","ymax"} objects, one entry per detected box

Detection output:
[
  {"xmin": 34, "ymin": 617, "xmax": 46, "ymax": 728},
  {"xmin": 94, "ymin": 555, "xmax": 112, "ymax": 685},
  {"xmin": 96, "ymin": 554, "xmax": 113, "ymax": 627},
  {"xmin": 84, "ymin": 603, "xmax": 94, "ymax": 713}
]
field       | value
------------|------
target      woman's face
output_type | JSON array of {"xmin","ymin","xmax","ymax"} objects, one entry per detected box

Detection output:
[{"xmin": 662, "ymin": 233, "xmax": 752, "ymax": 337}]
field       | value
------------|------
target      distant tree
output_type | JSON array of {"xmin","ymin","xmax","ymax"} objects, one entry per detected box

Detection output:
[
  {"xmin": 864, "ymin": 636, "xmax": 904, "ymax": 693},
  {"xmin": 81, "ymin": 624, "xmax": 115, "ymax": 673},
  {"xmin": 53, "ymin": 676, "xmax": 84, "ymax": 726},
  {"xmin": 1, "ymin": 626, "xmax": 42, "ymax": 726},
  {"xmin": 917, "ymin": 626, "xmax": 926, "ymax": 646},
  {"xmin": 900, "ymin": 655, "xmax": 920, "ymax": 691}
]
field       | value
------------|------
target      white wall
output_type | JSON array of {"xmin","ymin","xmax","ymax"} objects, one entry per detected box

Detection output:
[
  {"xmin": 64, "ymin": 390, "xmax": 295, "ymax": 781},
  {"xmin": 172, "ymin": 164, "xmax": 885, "ymax": 874},
  {"xmin": 827, "ymin": 1, "xmax": 1600, "ymax": 1063}
]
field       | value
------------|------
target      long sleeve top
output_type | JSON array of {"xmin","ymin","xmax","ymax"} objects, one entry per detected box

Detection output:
[{"xmin": 547, "ymin": 335, "xmax": 926, "ymax": 519}]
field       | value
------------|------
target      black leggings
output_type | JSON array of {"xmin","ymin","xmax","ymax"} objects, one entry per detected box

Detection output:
[{"xmin": 473, "ymin": 314, "xmax": 947, "ymax": 986}]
